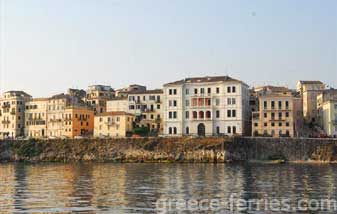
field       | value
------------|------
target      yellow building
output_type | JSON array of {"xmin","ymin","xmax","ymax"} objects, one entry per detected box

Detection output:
[
  {"xmin": 0, "ymin": 91, "xmax": 32, "ymax": 139},
  {"xmin": 297, "ymin": 81, "xmax": 325, "ymax": 123},
  {"xmin": 317, "ymin": 89, "xmax": 337, "ymax": 137},
  {"xmin": 25, "ymin": 98, "xmax": 49, "ymax": 138},
  {"xmin": 63, "ymin": 106, "xmax": 94, "ymax": 138},
  {"xmin": 86, "ymin": 85, "xmax": 115, "ymax": 114},
  {"xmin": 252, "ymin": 86, "xmax": 302, "ymax": 138},
  {"xmin": 94, "ymin": 111, "xmax": 134, "ymax": 138}
]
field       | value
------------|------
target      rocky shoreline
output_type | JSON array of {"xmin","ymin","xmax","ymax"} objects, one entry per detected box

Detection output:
[{"xmin": 0, "ymin": 137, "xmax": 337, "ymax": 163}]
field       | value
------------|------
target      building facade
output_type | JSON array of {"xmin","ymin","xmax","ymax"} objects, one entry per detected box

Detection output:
[
  {"xmin": 25, "ymin": 98, "xmax": 49, "ymax": 138},
  {"xmin": 0, "ymin": 91, "xmax": 32, "ymax": 139},
  {"xmin": 86, "ymin": 85, "xmax": 115, "ymax": 114},
  {"xmin": 317, "ymin": 89, "xmax": 337, "ymax": 137},
  {"xmin": 94, "ymin": 111, "xmax": 134, "ymax": 138},
  {"xmin": 297, "ymin": 81, "xmax": 325, "ymax": 123},
  {"xmin": 63, "ymin": 106, "xmax": 94, "ymax": 138},
  {"xmin": 163, "ymin": 76, "xmax": 250, "ymax": 136},
  {"xmin": 252, "ymin": 86, "xmax": 302, "ymax": 138}
]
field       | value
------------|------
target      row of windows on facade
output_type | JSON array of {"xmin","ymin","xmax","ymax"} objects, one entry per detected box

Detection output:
[
  {"xmin": 2, "ymin": 101, "xmax": 24, "ymax": 106},
  {"xmin": 168, "ymin": 126, "xmax": 238, "ymax": 135},
  {"xmin": 129, "ymin": 104, "xmax": 161, "ymax": 110},
  {"xmin": 1, "ymin": 108, "xmax": 22, "ymax": 114},
  {"xmin": 263, "ymin": 100, "xmax": 290, "ymax": 109},
  {"xmin": 168, "ymin": 98, "xmax": 237, "ymax": 107},
  {"xmin": 168, "ymin": 110, "xmax": 237, "ymax": 119},
  {"xmin": 168, "ymin": 86, "xmax": 237, "ymax": 96},
  {"xmin": 254, "ymin": 122, "xmax": 291, "ymax": 127},
  {"xmin": 255, "ymin": 130, "xmax": 291, "ymax": 136},
  {"xmin": 2, "ymin": 124, "xmax": 21, "ymax": 129},
  {"xmin": 98, "ymin": 125, "xmax": 120, "ymax": 130},
  {"xmin": 99, "ymin": 117, "xmax": 124, "ymax": 122},
  {"xmin": 142, "ymin": 114, "xmax": 160, "ymax": 120},
  {"xmin": 129, "ymin": 95, "xmax": 161, "ymax": 102},
  {"xmin": 261, "ymin": 112, "xmax": 291, "ymax": 119},
  {"xmin": 2, "ymin": 116, "xmax": 21, "ymax": 121}
]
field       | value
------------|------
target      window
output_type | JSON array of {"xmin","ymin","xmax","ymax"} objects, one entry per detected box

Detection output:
[
  {"xmin": 215, "ymin": 99, "xmax": 220, "ymax": 106},
  {"xmin": 173, "ymin": 112, "xmax": 177, "ymax": 119},
  {"xmin": 173, "ymin": 89, "xmax": 177, "ymax": 95},
  {"xmin": 232, "ymin": 86, "xmax": 236, "ymax": 93},
  {"xmin": 186, "ymin": 127, "xmax": 189, "ymax": 135},
  {"xmin": 271, "ymin": 123, "xmax": 275, "ymax": 127},
  {"xmin": 335, "ymin": 104, "xmax": 337, "ymax": 110},
  {"xmin": 169, "ymin": 127, "xmax": 172, "ymax": 134},
  {"xmin": 185, "ymin": 111, "xmax": 189, "ymax": 119},
  {"xmin": 169, "ymin": 112, "xmax": 172, "ymax": 119},
  {"xmin": 264, "ymin": 113, "xmax": 267, "ymax": 118},
  {"xmin": 173, "ymin": 100, "xmax": 177, "ymax": 107},
  {"xmin": 232, "ymin": 126, "xmax": 236, "ymax": 134},
  {"xmin": 200, "ymin": 88, "xmax": 205, "ymax": 94},
  {"xmin": 227, "ymin": 98, "xmax": 231, "ymax": 105},
  {"xmin": 285, "ymin": 101, "xmax": 289, "ymax": 109},
  {"xmin": 206, "ymin": 111, "xmax": 211, "ymax": 118},
  {"xmin": 199, "ymin": 111, "xmax": 204, "ymax": 119},
  {"xmin": 227, "ymin": 110, "xmax": 231, "ymax": 117},
  {"xmin": 279, "ymin": 122, "xmax": 282, "ymax": 127},
  {"xmin": 173, "ymin": 127, "xmax": 177, "ymax": 134},
  {"xmin": 186, "ymin": 89, "xmax": 189, "ymax": 95},
  {"xmin": 216, "ymin": 126, "xmax": 220, "ymax": 135},
  {"xmin": 271, "ymin": 113, "xmax": 275, "ymax": 119},
  {"xmin": 194, "ymin": 88, "xmax": 198, "ymax": 94},
  {"xmin": 286, "ymin": 122, "xmax": 290, "ymax": 127},
  {"xmin": 185, "ymin": 100, "xmax": 190, "ymax": 106},
  {"xmin": 254, "ymin": 123, "xmax": 258, "ymax": 127},
  {"xmin": 264, "ymin": 101, "xmax": 267, "ymax": 109},
  {"xmin": 278, "ymin": 101, "xmax": 282, "ymax": 109},
  {"xmin": 169, "ymin": 89, "xmax": 172, "ymax": 95},
  {"xmin": 286, "ymin": 112, "xmax": 289, "ymax": 117},
  {"xmin": 232, "ymin": 110, "xmax": 236, "ymax": 118},
  {"xmin": 227, "ymin": 126, "xmax": 231, "ymax": 134},
  {"xmin": 193, "ymin": 111, "xmax": 197, "ymax": 119},
  {"xmin": 216, "ymin": 110, "xmax": 220, "ymax": 118},
  {"xmin": 227, "ymin": 87, "xmax": 231, "ymax": 93},
  {"xmin": 232, "ymin": 98, "xmax": 236, "ymax": 105},
  {"xmin": 207, "ymin": 88, "xmax": 211, "ymax": 94},
  {"xmin": 271, "ymin": 101, "xmax": 275, "ymax": 109},
  {"xmin": 216, "ymin": 87, "xmax": 220, "ymax": 94},
  {"xmin": 278, "ymin": 112, "xmax": 282, "ymax": 119}
]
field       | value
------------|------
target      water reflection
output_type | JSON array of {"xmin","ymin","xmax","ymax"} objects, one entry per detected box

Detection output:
[{"xmin": 0, "ymin": 163, "xmax": 336, "ymax": 213}]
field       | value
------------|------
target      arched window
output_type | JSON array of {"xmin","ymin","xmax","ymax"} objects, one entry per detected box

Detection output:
[
  {"xmin": 199, "ymin": 111, "xmax": 204, "ymax": 119},
  {"xmin": 193, "ymin": 111, "xmax": 198, "ymax": 119},
  {"xmin": 169, "ymin": 127, "xmax": 172, "ymax": 134},
  {"xmin": 173, "ymin": 127, "xmax": 177, "ymax": 134},
  {"xmin": 186, "ymin": 127, "xmax": 189, "ymax": 135},
  {"xmin": 206, "ymin": 111, "xmax": 211, "ymax": 119}
]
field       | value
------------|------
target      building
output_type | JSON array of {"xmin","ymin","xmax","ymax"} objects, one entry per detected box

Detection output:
[
  {"xmin": 46, "ymin": 93, "xmax": 84, "ymax": 138},
  {"xmin": 163, "ymin": 76, "xmax": 250, "ymax": 136},
  {"xmin": 297, "ymin": 81, "xmax": 325, "ymax": 123},
  {"xmin": 86, "ymin": 85, "xmax": 115, "ymax": 114},
  {"xmin": 25, "ymin": 98, "xmax": 49, "ymax": 138},
  {"xmin": 115, "ymin": 84, "xmax": 146, "ymax": 98},
  {"xmin": 63, "ymin": 106, "xmax": 94, "ymax": 138},
  {"xmin": 127, "ymin": 89, "xmax": 163, "ymax": 133},
  {"xmin": 317, "ymin": 89, "xmax": 337, "ymax": 137},
  {"xmin": 94, "ymin": 111, "xmax": 134, "ymax": 138},
  {"xmin": 252, "ymin": 86, "xmax": 302, "ymax": 137},
  {"xmin": 107, "ymin": 89, "xmax": 164, "ymax": 134},
  {"xmin": 0, "ymin": 91, "xmax": 32, "ymax": 139}
]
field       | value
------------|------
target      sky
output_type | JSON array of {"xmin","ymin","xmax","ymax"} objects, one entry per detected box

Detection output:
[{"xmin": 0, "ymin": 0, "xmax": 336, "ymax": 97}]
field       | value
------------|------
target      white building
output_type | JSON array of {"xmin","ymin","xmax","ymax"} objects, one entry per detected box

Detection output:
[{"xmin": 163, "ymin": 76, "xmax": 250, "ymax": 136}]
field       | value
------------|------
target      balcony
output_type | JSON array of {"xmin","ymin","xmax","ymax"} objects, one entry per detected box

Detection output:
[
  {"xmin": 2, "ymin": 104, "xmax": 10, "ymax": 109},
  {"xmin": 105, "ymin": 121, "xmax": 115, "ymax": 126},
  {"xmin": 269, "ymin": 117, "xmax": 286, "ymax": 122},
  {"xmin": 49, "ymin": 119, "xmax": 62, "ymax": 123}
]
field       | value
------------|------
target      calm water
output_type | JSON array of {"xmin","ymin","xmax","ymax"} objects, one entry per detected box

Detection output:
[{"xmin": 0, "ymin": 163, "xmax": 337, "ymax": 213}]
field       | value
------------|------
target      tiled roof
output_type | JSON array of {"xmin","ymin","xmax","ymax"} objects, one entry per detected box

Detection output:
[
  {"xmin": 128, "ymin": 89, "xmax": 163, "ymax": 95},
  {"xmin": 164, "ymin": 76, "xmax": 246, "ymax": 86},
  {"xmin": 299, "ymin": 80, "xmax": 324, "ymax": 85}
]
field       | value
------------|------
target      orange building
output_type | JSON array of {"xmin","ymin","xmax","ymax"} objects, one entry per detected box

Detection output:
[{"xmin": 63, "ymin": 106, "xmax": 94, "ymax": 138}]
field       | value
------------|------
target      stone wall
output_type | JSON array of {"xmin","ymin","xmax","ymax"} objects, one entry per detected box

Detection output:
[{"xmin": 0, "ymin": 137, "xmax": 337, "ymax": 163}]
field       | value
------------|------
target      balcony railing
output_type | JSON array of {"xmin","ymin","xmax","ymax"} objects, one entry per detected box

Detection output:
[
  {"xmin": 49, "ymin": 119, "xmax": 62, "ymax": 123},
  {"xmin": 1, "ymin": 120, "xmax": 10, "ymax": 124}
]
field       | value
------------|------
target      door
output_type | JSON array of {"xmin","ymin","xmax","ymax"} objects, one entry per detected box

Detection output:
[{"xmin": 197, "ymin": 123, "xmax": 206, "ymax": 137}]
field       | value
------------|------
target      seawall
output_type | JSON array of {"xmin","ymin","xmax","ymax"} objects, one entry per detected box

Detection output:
[{"xmin": 0, "ymin": 137, "xmax": 337, "ymax": 163}]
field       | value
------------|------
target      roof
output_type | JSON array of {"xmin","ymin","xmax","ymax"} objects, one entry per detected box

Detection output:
[
  {"xmin": 4, "ymin": 91, "xmax": 32, "ymax": 97},
  {"xmin": 255, "ymin": 85, "xmax": 291, "ymax": 93},
  {"xmin": 164, "ymin": 76, "xmax": 247, "ymax": 86},
  {"xmin": 29, "ymin": 98, "xmax": 49, "ymax": 102},
  {"xmin": 95, "ymin": 111, "xmax": 134, "ymax": 117},
  {"xmin": 128, "ymin": 89, "xmax": 163, "ymax": 95},
  {"xmin": 298, "ymin": 80, "xmax": 324, "ymax": 85}
]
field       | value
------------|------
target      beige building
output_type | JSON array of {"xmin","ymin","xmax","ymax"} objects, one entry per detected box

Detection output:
[
  {"xmin": 115, "ymin": 84, "xmax": 146, "ymax": 98},
  {"xmin": 317, "ymin": 89, "xmax": 337, "ymax": 137},
  {"xmin": 94, "ymin": 111, "xmax": 134, "ymax": 138},
  {"xmin": 86, "ymin": 85, "xmax": 115, "ymax": 114},
  {"xmin": 47, "ymin": 94, "xmax": 84, "ymax": 138},
  {"xmin": 25, "ymin": 98, "xmax": 49, "ymax": 138},
  {"xmin": 0, "ymin": 91, "xmax": 32, "ymax": 139},
  {"xmin": 252, "ymin": 86, "xmax": 302, "ymax": 138},
  {"xmin": 297, "ymin": 81, "xmax": 325, "ymax": 123},
  {"xmin": 107, "ymin": 89, "xmax": 164, "ymax": 134}
]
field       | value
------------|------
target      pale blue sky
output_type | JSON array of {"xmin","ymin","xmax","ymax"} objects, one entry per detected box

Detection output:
[{"xmin": 0, "ymin": 0, "xmax": 336, "ymax": 97}]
